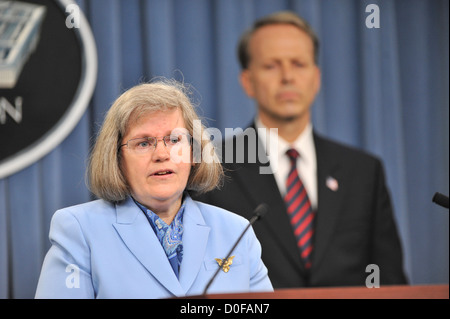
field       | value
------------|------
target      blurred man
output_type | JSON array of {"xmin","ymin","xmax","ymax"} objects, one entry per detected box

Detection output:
[{"xmin": 194, "ymin": 11, "xmax": 407, "ymax": 288}]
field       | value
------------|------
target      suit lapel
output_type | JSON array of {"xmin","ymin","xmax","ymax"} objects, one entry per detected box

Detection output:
[
  {"xmin": 312, "ymin": 133, "xmax": 344, "ymax": 269},
  {"xmin": 112, "ymin": 197, "xmax": 185, "ymax": 296},
  {"xmin": 229, "ymin": 128, "xmax": 304, "ymax": 271},
  {"xmin": 178, "ymin": 197, "xmax": 210, "ymax": 293},
  {"xmin": 231, "ymin": 129, "xmax": 347, "ymax": 272}
]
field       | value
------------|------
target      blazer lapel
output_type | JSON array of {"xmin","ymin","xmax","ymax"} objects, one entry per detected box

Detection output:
[
  {"xmin": 178, "ymin": 197, "xmax": 210, "ymax": 293},
  {"xmin": 312, "ymin": 133, "xmax": 344, "ymax": 269},
  {"xmin": 112, "ymin": 197, "xmax": 185, "ymax": 297}
]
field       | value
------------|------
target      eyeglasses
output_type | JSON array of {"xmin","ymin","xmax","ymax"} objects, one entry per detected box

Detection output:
[{"xmin": 119, "ymin": 133, "xmax": 192, "ymax": 154}]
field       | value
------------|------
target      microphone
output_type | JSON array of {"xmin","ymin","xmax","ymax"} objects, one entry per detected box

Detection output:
[
  {"xmin": 202, "ymin": 203, "xmax": 268, "ymax": 295},
  {"xmin": 432, "ymin": 192, "xmax": 449, "ymax": 209}
]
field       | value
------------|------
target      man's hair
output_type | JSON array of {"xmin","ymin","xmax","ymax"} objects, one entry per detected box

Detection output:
[{"xmin": 237, "ymin": 11, "xmax": 320, "ymax": 69}]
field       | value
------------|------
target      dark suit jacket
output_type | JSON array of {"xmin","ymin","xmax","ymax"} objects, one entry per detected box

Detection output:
[{"xmin": 192, "ymin": 126, "xmax": 407, "ymax": 288}]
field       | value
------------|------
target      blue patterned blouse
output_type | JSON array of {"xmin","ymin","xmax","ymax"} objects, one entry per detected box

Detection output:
[{"xmin": 134, "ymin": 197, "xmax": 185, "ymax": 278}]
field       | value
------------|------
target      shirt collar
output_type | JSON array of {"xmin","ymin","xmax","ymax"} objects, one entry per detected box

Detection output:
[
  {"xmin": 255, "ymin": 117, "xmax": 315, "ymax": 164},
  {"xmin": 133, "ymin": 194, "xmax": 186, "ymax": 231}
]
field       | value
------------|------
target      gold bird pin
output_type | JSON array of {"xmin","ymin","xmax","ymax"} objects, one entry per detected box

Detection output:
[{"xmin": 215, "ymin": 256, "xmax": 235, "ymax": 273}]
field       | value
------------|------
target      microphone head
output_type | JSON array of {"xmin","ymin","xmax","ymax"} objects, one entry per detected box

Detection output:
[
  {"xmin": 254, "ymin": 203, "xmax": 269, "ymax": 220},
  {"xmin": 432, "ymin": 192, "xmax": 449, "ymax": 209}
]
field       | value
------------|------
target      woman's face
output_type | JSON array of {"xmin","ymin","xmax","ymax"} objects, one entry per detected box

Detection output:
[{"xmin": 120, "ymin": 108, "xmax": 192, "ymax": 216}]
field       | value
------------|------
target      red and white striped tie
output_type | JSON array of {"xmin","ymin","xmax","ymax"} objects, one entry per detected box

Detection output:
[{"xmin": 284, "ymin": 148, "xmax": 315, "ymax": 269}]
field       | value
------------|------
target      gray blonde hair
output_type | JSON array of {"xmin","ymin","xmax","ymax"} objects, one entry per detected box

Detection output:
[
  {"xmin": 237, "ymin": 11, "xmax": 320, "ymax": 68},
  {"xmin": 87, "ymin": 79, "xmax": 223, "ymax": 202}
]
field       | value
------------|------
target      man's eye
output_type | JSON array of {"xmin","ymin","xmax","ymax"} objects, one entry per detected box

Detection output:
[
  {"xmin": 263, "ymin": 64, "xmax": 276, "ymax": 70},
  {"xmin": 293, "ymin": 61, "xmax": 306, "ymax": 68}
]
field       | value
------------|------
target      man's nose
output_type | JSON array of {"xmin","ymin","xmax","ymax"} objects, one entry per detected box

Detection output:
[{"xmin": 281, "ymin": 64, "xmax": 294, "ymax": 84}]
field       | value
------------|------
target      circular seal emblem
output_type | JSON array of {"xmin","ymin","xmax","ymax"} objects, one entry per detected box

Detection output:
[{"xmin": 0, "ymin": 0, "xmax": 97, "ymax": 178}]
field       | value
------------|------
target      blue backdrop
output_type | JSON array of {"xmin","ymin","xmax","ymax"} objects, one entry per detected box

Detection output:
[{"xmin": 0, "ymin": 0, "xmax": 448, "ymax": 298}]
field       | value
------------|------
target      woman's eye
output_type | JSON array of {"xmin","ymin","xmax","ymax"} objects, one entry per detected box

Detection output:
[
  {"xmin": 137, "ymin": 141, "xmax": 150, "ymax": 148},
  {"xmin": 169, "ymin": 136, "xmax": 180, "ymax": 144}
]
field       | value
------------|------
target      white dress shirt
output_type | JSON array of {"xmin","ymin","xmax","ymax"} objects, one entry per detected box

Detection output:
[{"xmin": 255, "ymin": 118, "xmax": 318, "ymax": 211}]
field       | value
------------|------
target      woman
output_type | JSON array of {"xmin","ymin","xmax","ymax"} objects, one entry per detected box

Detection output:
[{"xmin": 35, "ymin": 79, "xmax": 272, "ymax": 298}]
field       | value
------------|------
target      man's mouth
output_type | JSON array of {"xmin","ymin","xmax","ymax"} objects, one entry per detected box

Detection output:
[{"xmin": 278, "ymin": 91, "xmax": 299, "ymax": 100}]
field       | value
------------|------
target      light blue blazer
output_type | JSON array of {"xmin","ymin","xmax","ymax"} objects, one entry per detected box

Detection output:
[{"xmin": 35, "ymin": 195, "xmax": 272, "ymax": 298}]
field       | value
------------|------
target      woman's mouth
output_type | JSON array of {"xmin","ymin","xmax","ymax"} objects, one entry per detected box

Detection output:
[{"xmin": 151, "ymin": 170, "xmax": 174, "ymax": 176}]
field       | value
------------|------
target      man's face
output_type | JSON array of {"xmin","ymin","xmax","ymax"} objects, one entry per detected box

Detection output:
[{"xmin": 240, "ymin": 24, "xmax": 321, "ymax": 125}]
